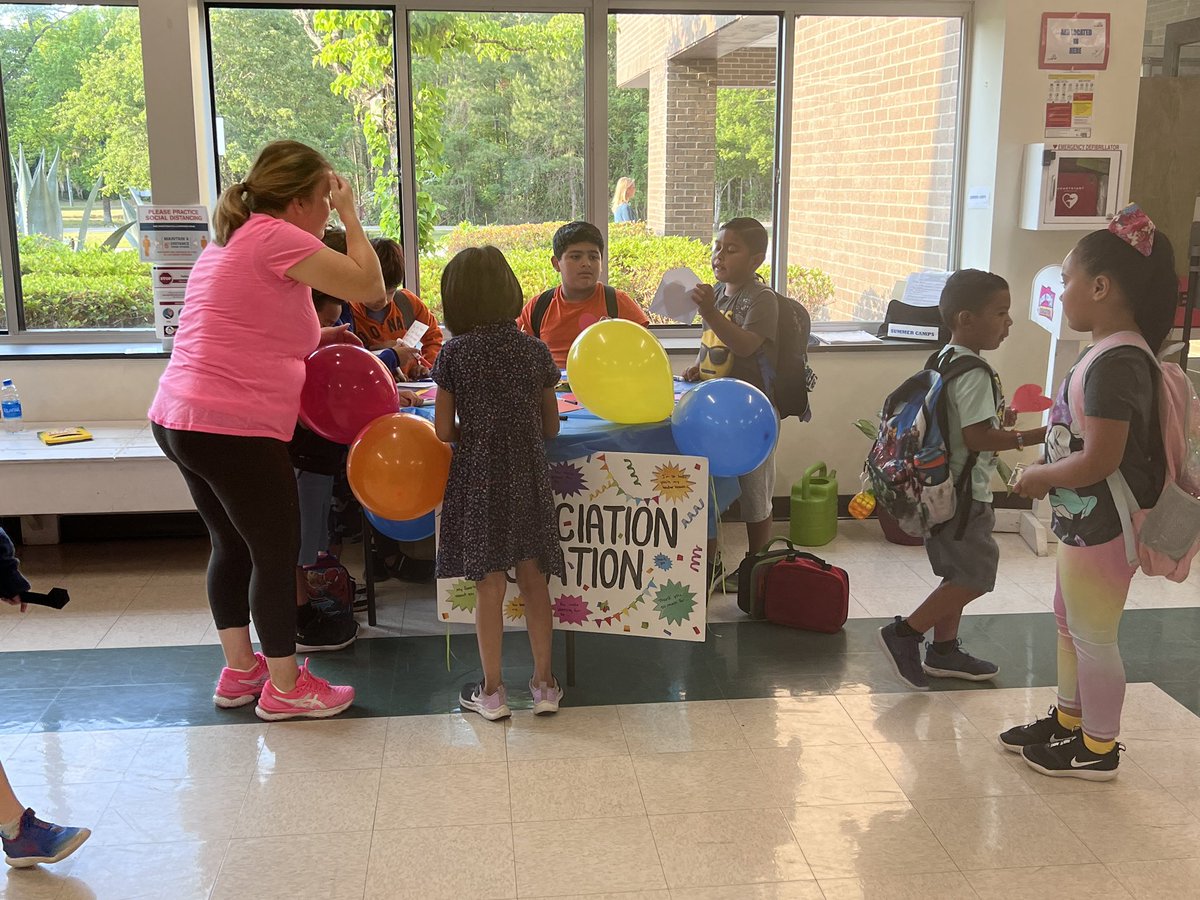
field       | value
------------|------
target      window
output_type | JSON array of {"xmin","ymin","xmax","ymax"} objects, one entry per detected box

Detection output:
[
  {"xmin": 1143, "ymin": 0, "xmax": 1200, "ymax": 74},
  {"xmin": 609, "ymin": 13, "xmax": 779, "ymax": 326},
  {"xmin": 785, "ymin": 14, "xmax": 964, "ymax": 323},
  {"xmin": 0, "ymin": 2, "xmax": 969, "ymax": 344},
  {"xmin": 0, "ymin": 3, "xmax": 152, "ymax": 332},
  {"xmin": 207, "ymin": 6, "xmax": 400, "ymax": 241},
  {"xmin": 407, "ymin": 11, "xmax": 586, "ymax": 319}
]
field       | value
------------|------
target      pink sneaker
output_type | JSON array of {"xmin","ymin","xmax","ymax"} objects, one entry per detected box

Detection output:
[
  {"xmin": 459, "ymin": 682, "xmax": 511, "ymax": 721},
  {"xmin": 213, "ymin": 652, "xmax": 269, "ymax": 708},
  {"xmin": 255, "ymin": 659, "xmax": 354, "ymax": 721},
  {"xmin": 529, "ymin": 677, "xmax": 563, "ymax": 716}
]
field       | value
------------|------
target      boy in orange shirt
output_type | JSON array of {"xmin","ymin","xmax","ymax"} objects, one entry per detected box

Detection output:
[
  {"xmin": 517, "ymin": 221, "xmax": 649, "ymax": 368},
  {"xmin": 325, "ymin": 232, "xmax": 443, "ymax": 379}
]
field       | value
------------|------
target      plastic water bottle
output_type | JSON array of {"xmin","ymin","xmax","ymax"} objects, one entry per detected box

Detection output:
[{"xmin": 1, "ymin": 379, "xmax": 23, "ymax": 433}]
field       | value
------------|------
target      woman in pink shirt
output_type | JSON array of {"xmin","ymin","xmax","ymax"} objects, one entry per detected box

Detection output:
[{"xmin": 150, "ymin": 140, "xmax": 385, "ymax": 721}]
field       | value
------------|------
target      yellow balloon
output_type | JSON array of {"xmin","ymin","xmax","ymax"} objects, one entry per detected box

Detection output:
[{"xmin": 566, "ymin": 319, "xmax": 674, "ymax": 424}]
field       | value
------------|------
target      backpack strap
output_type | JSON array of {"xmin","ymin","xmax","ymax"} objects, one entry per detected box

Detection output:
[
  {"xmin": 395, "ymin": 289, "xmax": 417, "ymax": 330},
  {"xmin": 603, "ymin": 284, "xmax": 618, "ymax": 319},
  {"xmin": 1067, "ymin": 332, "xmax": 1157, "ymax": 566},
  {"xmin": 529, "ymin": 289, "xmax": 557, "ymax": 339},
  {"xmin": 931, "ymin": 349, "xmax": 997, "ymax": 540}
]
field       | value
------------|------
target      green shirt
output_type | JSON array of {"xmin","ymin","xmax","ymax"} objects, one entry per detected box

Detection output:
[{"xmin": 938, "ymin": 345, "xmax": 1003, "ymax": 503}]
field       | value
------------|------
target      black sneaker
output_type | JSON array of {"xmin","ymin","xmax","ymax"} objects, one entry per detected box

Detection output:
[
  {"xmin": 923, "ymin": 640, "xmax": 999, "ymax": 681},
  {"xmin": 1021, "ymin": 732, "xmax": 1123, "ymax": 781},
  {"xmin": 353, "ymin": 585, "xmax": 368, "ymax": 613},
  {"xmin": 877, "ymin": 617, "xmax": 929, "ymax": 690},
  {"xmin": 296, "ymin": 610, "xmax": 358, "ymax": 652},
  {"xmin": 998, "ymin": 706, "xmax": 1077, "ymax": 754}
]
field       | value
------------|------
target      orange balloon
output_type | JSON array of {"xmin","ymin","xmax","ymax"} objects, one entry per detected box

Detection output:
[{"xmin": 347, "ymin": 413, "xmax": 452, "ymax": 521}]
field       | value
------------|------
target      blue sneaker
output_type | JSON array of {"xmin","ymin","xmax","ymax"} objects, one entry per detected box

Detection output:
[{"xmin": 2, "ymin": 808, "xmax": 91, "ymax": 868}]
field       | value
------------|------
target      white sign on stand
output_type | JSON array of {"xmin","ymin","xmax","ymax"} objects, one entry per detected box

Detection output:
[
  {"xmin": 152, "ymin": 266, "xmax": 191, "ymax": 340},
  {"xmin": 1021, "ymin": 264, "xmax": 1090, "ymax": 557},
  {"xmin": 137, "ymin": 206, "xmax": 210, "ymax": 263},
  {"xmin": 137, "ymin": 205, "xmax": 210, "ymax": 345}
]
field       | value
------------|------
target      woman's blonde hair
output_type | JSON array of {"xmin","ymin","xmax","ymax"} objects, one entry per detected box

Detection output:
[
  {"xmin": 611, "ymin": 176, "xmax": 635, "ymax": 215},
  {"xmin": 213, "ymin": 140, "xmax": 331, "ymax": 245}
]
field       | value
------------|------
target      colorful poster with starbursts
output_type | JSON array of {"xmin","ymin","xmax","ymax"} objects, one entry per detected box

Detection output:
[{"xmin": 436, "ymin": 452, "xmax": 708, "ymax": 641}]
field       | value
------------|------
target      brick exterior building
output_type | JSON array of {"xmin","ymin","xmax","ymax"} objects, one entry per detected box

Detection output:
[{"xmin": 616, "ymin": 14, "xmax": 961, "ymax": 321}]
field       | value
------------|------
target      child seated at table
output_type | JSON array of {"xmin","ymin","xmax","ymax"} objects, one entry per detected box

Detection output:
[{"xmin": 324, "ymin": 230, "xmax": 443, "ymax": 379}]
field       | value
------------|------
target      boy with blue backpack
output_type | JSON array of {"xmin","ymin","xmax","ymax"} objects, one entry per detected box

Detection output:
[{"xmin": 876, "ymin": 270, "xmax": 1046, "ymax": 689}]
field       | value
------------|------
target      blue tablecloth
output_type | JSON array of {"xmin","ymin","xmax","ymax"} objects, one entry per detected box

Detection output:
[{"xmin": 413, "ymin": 400, "xmax": 740, "ymax": 538}]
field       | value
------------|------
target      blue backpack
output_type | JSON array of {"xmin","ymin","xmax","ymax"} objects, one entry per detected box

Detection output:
[{"xmin": 865, "ymin": 349, "xmax": 999, "ymax": 539}]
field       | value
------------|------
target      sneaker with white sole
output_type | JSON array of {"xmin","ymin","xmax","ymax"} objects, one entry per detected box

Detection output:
[
  {"xmin": 998, "ymin": 706, "xmax": 1078, "ymax": 753},
  {"xmin": 530, "ymin": 677, "xmax": 563, "ymax": 715},
  {"xmin": 255, "ymin": 659, "xmax": 354, "ymax": 721},
  {"xmin": 2, "ymin": 809, "xmax": 91, "ymax": 868},
  {"xmin": 923, "ymin": 640, "xmax": 998, "ymax": 681},
  {"xmin": 877, "ymin": 617, "xmax": 929, "ymax": 690},
  {"xmin": 1022, "ymin": 732, "xmax": 1123, "ymax": 781},
  {"xmin": 213, "ymin": 652, "xmax": 269, "ymax": 708},
  {"xmin": 459, "ymin": 681, "xmax": 510, "ymax": 721}
]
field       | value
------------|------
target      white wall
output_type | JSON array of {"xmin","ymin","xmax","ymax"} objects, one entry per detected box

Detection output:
[{"xmin": 1, "ymin": 0, "xmax": 1152, "ymax": 504}]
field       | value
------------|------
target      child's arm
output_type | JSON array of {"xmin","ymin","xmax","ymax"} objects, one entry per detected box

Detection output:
[
  {"xmin": 961, "ymin": 422, "xmax": 1048, "ymax": 453},
  {"xmin": 541, "ymin": 388, "xmax": 560, "ymax": 439},
  {"xmin": 1016, "ymin": 417, "xmax": 1129, "ymax": 498},
  {"xmin": 689, "ymin": 285, "xmax": 764, "ymax": 358},
  {"xmin": 434, "ymin": 389, "xmax": 460, "ymax": 443}
]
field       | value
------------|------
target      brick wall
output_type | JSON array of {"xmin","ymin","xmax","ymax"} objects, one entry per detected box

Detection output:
[
  {"xmin": 717, "ymin": 48, "xmax": 776, "ymax": 88},
  {"xmin": 648, "ymin": 58, "xmax": 718, "ymax": 239},
  {"xmin": 786, "ymin": 17, "xmax": 960, "ymax": 321},
  {"xmin": 1143, "ymin": 0, "xmax": 1200, "ymax": 71}
]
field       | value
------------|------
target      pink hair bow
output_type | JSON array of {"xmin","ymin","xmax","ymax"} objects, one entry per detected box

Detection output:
[{"xmin": 1108, "ymin": 203, "xmax": 1155, "ymax": 257}]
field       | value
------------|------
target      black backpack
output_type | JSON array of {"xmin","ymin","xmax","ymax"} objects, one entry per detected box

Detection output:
[
  {"xmin": 759, "ymin": 290, "xmax": 817, "ymax": 421},
  {"xmin": 530, "ymin": 285, "xmax": 618, "ymax": 338}
]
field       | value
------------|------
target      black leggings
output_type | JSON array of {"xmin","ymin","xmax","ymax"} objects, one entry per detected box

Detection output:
[{"xmin": 152, "ymin": 423, "xmax": 300, "ymax": 658}]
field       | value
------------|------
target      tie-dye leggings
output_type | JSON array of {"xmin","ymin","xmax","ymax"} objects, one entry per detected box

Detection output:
[{"xmin": 1054, "ymin": 536, "xmax": 1137, "ymax": 742}]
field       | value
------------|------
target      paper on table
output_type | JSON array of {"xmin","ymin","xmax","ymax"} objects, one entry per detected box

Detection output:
[
  {"xmin": 812, "ymin": 330, "xmax": 883, "ymax": 345},
  {"xmin": 400, "ymin": 320, "xmax": 429, "ymax": 348},
  {"xmin": 901, "ymin": 271, "xmax": 952, "ymax": 308},
  {"xmin": 650, "ymin": 267, "xmax": 702, "ymax": 323}
]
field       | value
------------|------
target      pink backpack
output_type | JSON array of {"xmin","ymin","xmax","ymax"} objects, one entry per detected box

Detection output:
[{"xmin": 1069, "ymin": 332, "xmax": 1200, "ymax": 581}]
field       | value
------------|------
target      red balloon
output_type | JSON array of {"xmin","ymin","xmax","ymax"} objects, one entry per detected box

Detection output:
[
  {"xmin": 299, "ymin": 345, "xmax": 399, "ymax": 444},
  {"xmin": 347, "ymin": 413, "xmax": 452, "ymax": 521}
]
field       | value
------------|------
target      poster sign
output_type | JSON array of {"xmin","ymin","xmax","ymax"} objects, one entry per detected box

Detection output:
[
  {"xmin": 137, "ymin": 205, "xmax": 210, "ymax": 263},
  {"xmin": 1040, "ymin": 13, "xmax": 1110, "ymax": 70},
  {"xmin": 436, "ymin": 451, "xmax": 709, "ymax": 641},
  {"xmin": 152, "ymin": 266, "xmax": 190, "ymax": 340},
  {"xmin": 1045, "ymin": 74, "xmax": 1095, "ymax": 138}
]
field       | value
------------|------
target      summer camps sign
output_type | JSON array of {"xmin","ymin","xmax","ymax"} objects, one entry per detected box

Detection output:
[{"xmin": 436, "ymin": 452, "xmax": 709, "ymax": 641}]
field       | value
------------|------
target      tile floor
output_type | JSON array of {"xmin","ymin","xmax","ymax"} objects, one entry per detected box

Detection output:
[
  {"xmin": 6, "ymin": 521, "xmax": 1199, "ymax": 653},
  {"xmin": 2, "ymin": 520, "xmax": 1200, "ymax": 898},
  {"xmin": 3, "ymin": 686, "xmax": 1200, "ymax": 899}
]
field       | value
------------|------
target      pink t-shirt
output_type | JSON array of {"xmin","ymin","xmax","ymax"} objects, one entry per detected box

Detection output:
[{"xmin": 149, "ymin": 213, "xmax": 325, "ymax": 441}]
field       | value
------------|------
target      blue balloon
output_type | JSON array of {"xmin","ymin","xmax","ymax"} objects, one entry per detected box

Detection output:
[
  {"xmin": 671, "ymin": 378, "xmax": 779, "ymax": 477},
  {"xmin": 366, "ymin": 508, "xmax": 436, "ymax": 542}
]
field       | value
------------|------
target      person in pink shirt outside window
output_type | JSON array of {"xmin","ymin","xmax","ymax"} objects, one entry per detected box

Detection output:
[{"xmin": 149, "ymin": 140, "xmax": 385, "ymax": 721}]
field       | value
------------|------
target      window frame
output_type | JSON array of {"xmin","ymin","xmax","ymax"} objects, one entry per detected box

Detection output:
[{"xmin": 0, "ymin": 0, "xmax": 970, "ymax": 346}]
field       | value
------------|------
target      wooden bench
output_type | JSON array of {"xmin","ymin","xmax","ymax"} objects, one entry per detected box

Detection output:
[{"xmin": 1, "ymin": 421, "xmax": 194, "ymax": 543}]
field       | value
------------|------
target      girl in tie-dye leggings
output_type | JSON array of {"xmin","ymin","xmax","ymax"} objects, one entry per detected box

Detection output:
[{"xmin": 1003, "ymin": 206, "xmax": 1176, "ymax": 781}]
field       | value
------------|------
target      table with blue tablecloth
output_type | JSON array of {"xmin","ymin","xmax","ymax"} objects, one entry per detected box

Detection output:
[{"xmin": 411, "ymin": 387, "xmax": 741, "ymax": 535}]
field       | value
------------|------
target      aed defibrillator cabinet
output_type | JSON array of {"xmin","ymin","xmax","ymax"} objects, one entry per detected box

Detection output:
[{"xmin": 1020, "ymin": 143, "xmax": 1126, "ymax": 231}]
